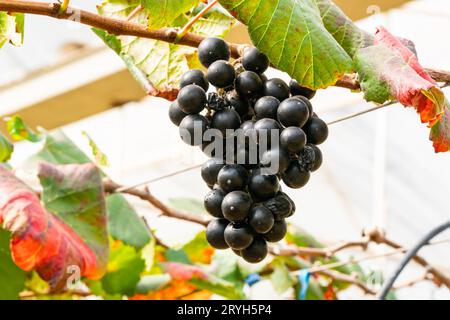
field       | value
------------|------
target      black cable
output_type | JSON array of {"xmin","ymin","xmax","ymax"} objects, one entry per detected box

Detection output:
[{"xmin": 377, "ymin": 220, "xmax": 450, "ymax": 300}]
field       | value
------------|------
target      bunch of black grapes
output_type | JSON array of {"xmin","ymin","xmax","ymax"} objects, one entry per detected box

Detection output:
[{"xmin": 168, "ymin": 37, "xmax": 328, "ymax": 263}]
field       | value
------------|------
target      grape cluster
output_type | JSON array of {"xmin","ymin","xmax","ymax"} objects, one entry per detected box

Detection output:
[{"xmin": 169, "ymin": 37, "xmax": 328, "ymax": 263}]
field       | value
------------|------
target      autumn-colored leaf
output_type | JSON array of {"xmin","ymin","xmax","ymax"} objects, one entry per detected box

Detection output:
[
  {"xmin": 0, "ymin": 164, "xmax": 108, "ymax": 290},
  {"xmin": 430, "ymin": 101, "xmax": 450, "ymax": 153},
  {"xmin": 162, "ymin": 262, "xmax": 207, "ymax": 281}
]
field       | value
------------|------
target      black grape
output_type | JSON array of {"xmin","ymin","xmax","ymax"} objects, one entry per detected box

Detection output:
[
  {"xmin": 264, "ymin": 219, "xmax": 287, "ymax": 242},
  {"xmin": 204, "ymin": 188, "xmax": 226, "ymax": 218},
  {"xmin": 254, "ymin": 96, "xmax": 280, "ymax": 120},
  {"xmin": 179, "ymin": 114, "xmax": 208, "ymax": 146},
  {"xmin": 241, "ymin": 237, "xmax": 268, "ymax": 263},
  {"xmin": 263, "ymin": 78, "xmax": 290, "ymax": 102},
  {"xmin": 180, "ymin": 69, "xmax": 209, "ymax": 91},
  {"xmin": 280, "ymin": 127, "xmax": 307, "ymax": 154},
  {"xmin": 168, "ymin": 100, "xmax": 187, "ymax": 126},
  {"xmin": 221, "ymin": 191, "xmax": 252, "ymax": 221},
  {"xmin": 282, "ymin": 161, "xmax": 310, "ymax": 189},
  {"xmin": 198, "ymin": 37, "xmax": 230, "ymax": 67},
  {"xmin": 289, "ymin": 79, "xmax": 316, "ymax": 99},
  {"xmin": 206, "ymin": 218, "xmax": 229, "ymax": 249},
  {"xmin": 248, "ymin": 170, "xmax": 280, "ymax": 201},
  {"xmin": 303, "ymin": 118, "xmax": 329, "ymax": 145},
  {"xmin": 224, "ymin": 223, "xmax": 254, "ymax": 250},
  {"xmin": 201, "ymin": 158, "xmax": 225, "ymax": 186},
  {"xmin": 235, "ymin": 71, "xmax": 263, "ymax": 99},
  {"xmin": 177, "ymin": 84, "xmax": 206, "ymax": 114},
  {"xmin": 217, "ymin": 164, "xmax": 248, "ymax": 192},
  {"xmin": 277, "ymin": 97, "xmax": 310, "ymax": 128},
  {"xmin": 207, "ymin": 60, "xmax": 236, "ymax": 89},
  {"xmin": 248, "ymin": 205, "xmax": 275, "ymax": 234},
  {"xmin": 210, "ymin": 108, "xmax": 241, "ymax": 136},
  {"xmin": 242, "ymin": 47, "xmax": 269, "ymax": 74}
]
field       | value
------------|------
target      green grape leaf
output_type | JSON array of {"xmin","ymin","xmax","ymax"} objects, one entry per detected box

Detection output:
[
  {"xmin": 270, "ymin": 258, "xmax": 294, "ymax": 294},
  {"xmin": 101, "ymin": 240, "xmax": 145, "ymax": 296},
  {"xmin": 211, "ymin": 250, "xmax": 243, "ymax": 285},
  {"xmin": 5, "ymin": 116, "xmax": 41, "ymax": 142},
  {"xmin": 141, "ymin": 0, "xmax": 199, "ymax": 29},
  {"xmin": 0, "ymin": 12, "xmax": 24, "ymax": 48},
  {"xmin": 82, "ymin": 131, "xmax": 110, "ymax": 167},
  {"xmin": 106, "ymin": 194, "xmax": 152, "ymax": 249},
  {"xmin": 182, "ymin": 231, "xmax": 213, "ymax": 264},
  {"xmin": 218, "ymin": 0, "xmax": 353, "ymax": 89},
  {"xmin": 96, "ymin": 1, "xmax": 235, "ymax": 99},
  {"xmin": 169, "ymin": 197, "xmax": 208, "ymax": 216},
  {"xmin": 0, "ymin": 229, "xmax": 26, "ymax": 299},
  {"xmin": 0, "ymin": 132, "xmax": 13, "ymax": 162}
]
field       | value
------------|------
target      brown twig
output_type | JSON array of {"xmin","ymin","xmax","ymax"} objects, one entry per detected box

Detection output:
[
  {"xmin": 1, "ymin": 0, "xmax": 450, "ymax": 90},
  {"xmin": 319, "ymin": 269, "xmax": 376, "ymax": 295},
  {"xmin": 176, "ymin": 0, "xmax": 218, "ymax": 40},
  {"xmin": 104, "ymin": 179, "xmax": 210, "ymax": 227},
  {"xmin": 126, "ymin": 4, "xmax": 143, "ymax": 21}
]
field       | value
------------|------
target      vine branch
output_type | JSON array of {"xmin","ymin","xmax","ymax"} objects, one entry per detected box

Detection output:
[{"xmin": 1, "ymin": 0, "xmax": 450, "ymax": 90}]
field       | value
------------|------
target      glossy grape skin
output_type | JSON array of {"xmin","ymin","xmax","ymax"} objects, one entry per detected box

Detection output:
[
  {"xmin": 248, "ymin": 170, "xmax": 280, "ymax": 201},
  {"xmin": 221, "ymin": 191, "xmax": 252, "ymax": 222},
  {"xmin": 289, "ymin": 79, "xmax": 316, "ymax": 99},
  {"xmin": 180, "ymin": 69, "xmax": 209, "ymax": 91},
  {"xmin": 179, "ymin": 114, "xmax": 208, "ymax": 146},
  {"xmin": 309, "ymin": 144, "xmax": 323, "ymax": 172},
  {"xmin": 224, "ymin": 223, "xmax": 254, "ymax": 250},
  {"xmin": 241, "ymin": 237, "xmax": 268, "ymax": 263},
  {"xmin": 168, "ymin": 100, "xmax": 187, "ymax": 126},
  {"xmin": 260, "ymin": 148, "xmax": 290, "ymax": 174},
  {"xmin": 226, "ymin": 91, "xmax": 250, "ymax": 117},
  {"xmin": 235, "ymin": 71, "xmax": 263, "ymax": 99},
  {"xmin": 280, "ymin": 127, "xmax": 307, "ymax": 154},
  {"xmin": 254, "ymin": 118, "xmax": 282, "ymax": 147},
  {"xmin": 277, "ymin": 97, "xmax": 310, "ymax": 128},
  {"xmin": 295, "ymin": 95, "xmax": 314, "ymax": 120},
  {"xmin": 242, "ymin": 47, "xmax": 269, "ymax": 74},
  {"xmin": 248, "ymin": 206, "xmax": 275, "ymax": 234},
  {"xmin": 177, "ymin": 84, "xmax": 206, "ymax": 114},
  {"xmin": 217, "ymin": 164, "xmax": 248, "ymax": 192},
  {"xmin": 254, "ymin": 96, "xmax": 280, "ymax": 120},
  {"xmin": 282, "ymin": 161, "xmax": 311, "ymax": 189},
  {"xmin": 198, "ymin": 37, "xmax": 230, "ymax": 67},
  {"xmin": 210, "ymin": 108, "xmax": 241, "ymax": 136},
  {"xmin": 204, "ymin": 188, "xmax": 226, "ymax": 218},
  {"xmin": 201, "ymin": 158, "xmax": 225, "ymax": 186},
  {"xmin": 303, "ymin": 118, "xmax": 329, "ymax": 145},
  {"xmin": 264, "ymin": 219, "xmax": 287, "ymax": 242},
  {"xmin": 206, "ymin": 218, "xmax": 229, "ymax": 249},
  {"xmin": 207, "ymin": 60, "xmax": 236, "ymax": 88},
  {"xmin": 263, "ymin": 78, "xmax": 290, "ymax": 102}
]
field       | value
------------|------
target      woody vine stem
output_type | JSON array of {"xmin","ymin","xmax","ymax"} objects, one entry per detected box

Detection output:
[{"xmin": 2, "ymin": 0, "xmax": 450, "ymax": 296}]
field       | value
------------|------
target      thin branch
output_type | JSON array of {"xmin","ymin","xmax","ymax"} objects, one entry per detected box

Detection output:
[
  {"xmin": 176, "ymin": 0, "xmax": 218, "ymax": 40},
  {"xmin": 126, "ymin": 4, "xmax": 143, "ymax": 22},
  {"xmin": 104, "ymin": 179, "xmax": 210, "ymax": 227},
  {"xmin": 319, "ymin": 269, "xmax": 376, "ymax": 295},
  {"xmin": 1, "ymin": 0, "xmax": 450, "ymax": 91}
]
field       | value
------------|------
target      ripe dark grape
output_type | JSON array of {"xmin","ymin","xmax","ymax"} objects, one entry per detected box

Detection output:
[
  {"xmin": 241, "ymin": 237, "xmax": 268, "ymax": 263},
  {"xmin": 263, "ymin": 78, "xmax": 290, "ymax": 102},
  {"xmin": 201, "ymin": 158, "xmax": 225, "ymax": 186},
  {"xmin": 264, "ymin": 193, "xmax": 293, "ymax": 220},
  {"xmin": 248, "ymin": 170, "xmax": 280, "ymax": 201},
  {"xmin": 198, "ymin": 37, "xmax": 230, "ymax": 67},
  {"xmin": 235, "ymin": 71, "xmax": 263, "ymax": 99},
  {"xmin": 303, "ymin": 118, "xmax": 329, "ymax": 145},
  {"xmin": 207, "ymin": 60, "xmax": 236, "ymax": 88},
  {"xmin": 221, "ymin": 191, "xmax": 252, "ymax": 222},
  {"xmin": 206, "ymin": 218, "xmax": 229, "ymax": 249},
  {"xmin": 277, "ymin": 97, "xmax": 310, "ymax": 128},
  {"xmin": 242, "ymin": 47, "xmax": 269, "ymax": 74},
  {"xmin": 226, "ymin": 91, "xmax": 250, "ymax": 117},
  {"xmin": 177, "ymin": 84, "xmax": 206, "ymax": 114},
  {"xmin": 204, "ymin": 188, "xmax": 226, "ymax": 218},
  {"xmin": 264, "ymin": 219, "xmax": 287, "ymax": 242},
  {"xmin": 280, "ymin": 127, "xmax": 307, "ymax": 154},
  {"xmin": 248, "ymin": 205, "xmax": 275, "ymax": 234},
  {"xmin": 309, "ymin": 144, "xmax": 323, "ymax": 172},
  {"xmin": 282, "ymin": 161, "xmax": 310, "ymax": 189},
  {"xmin": 168, "ymin": 100, "xmax": 187, "ymax": 126},
  {"xmin": 217, "ymin": 164, "xmax": 248, "ymax": 192},
  {"xmin": 260, "ymin": 148, "xmax": 290, "ymax": 174},
  {"xmin": 289, "ymin": 79, "xmax": 316, "ymax": 99},
  {"xmin": 171, "ymin": 39, "xmax": 329, "ymax": 263},
  {"xmin": 210, "ymin": 108, "xmax": 241, "ymax": 136},
  {"xmin": 254, "ymin": 118, "xmax": 281, "ymax": 146},
  {"xmin": 179, "ymin": 114, "xmax": 208, "ymax": 146},
  {"xmin": 254, "ymin": 96, "xmax": 280, "ymax": 120},
  {"xmin": 224, "ymin": 223, "xmax": 254, "ymax": 250},
  {"xmin": 180, "ymin": 69, "xmax": 209, "ymax": 91}
]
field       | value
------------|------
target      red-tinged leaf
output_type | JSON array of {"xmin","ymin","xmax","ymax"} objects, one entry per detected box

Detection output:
[
  {"xmin": 162, "ymin": 262, "xmax": 207, "ymax": 281},
  {"xmin": 430, "ymin": 101, "xmax": 450, "ymax": 153},
  {"xmin": 0, "ymin": 164, "xmax": 108, "ymax": 290},
  {"xmin": 355, "ymin": 27, "xmax": 446, "ymax": 127}
]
